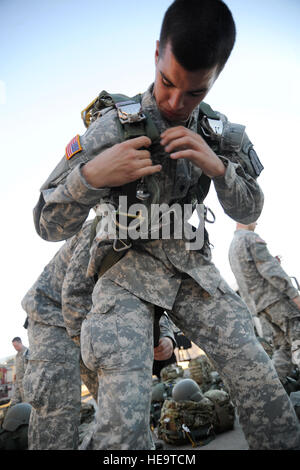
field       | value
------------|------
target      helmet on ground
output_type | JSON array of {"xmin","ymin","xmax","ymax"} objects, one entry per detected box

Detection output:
[
  {"xmin": 172, "ymin": 378, "xmax": 203, "ymax": 403},
  {"xmin": 3, "ymin": 403, "xmax": 32, "ymax": 432}
]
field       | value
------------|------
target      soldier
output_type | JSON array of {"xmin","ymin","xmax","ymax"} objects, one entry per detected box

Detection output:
[
  {"xmin": 10, "ymin": 337, "xmax": 29, "ymax": 407},
  {"xmin": 21, "ymin": 220, "xmax": 175, "ymax": 450},
  {"xmin": 32, "ymin": 0, "xmax": 300, "ymax": 449},
  {"xmin": 229, "ymin": 221, "xmax": 300, "ymax": 382}
]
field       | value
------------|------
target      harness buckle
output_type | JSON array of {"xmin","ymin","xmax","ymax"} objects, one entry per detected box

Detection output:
[
  {"xmin": 115, "ymin": 100, "xmax": 146, "ymax": 124},
  {"xmin": 200, "ymin": 116, "xmax": 223, "ymax": 138},
  {"xmin": 113, "ymin": 238, "xmax": 132, "ymax": 252}
]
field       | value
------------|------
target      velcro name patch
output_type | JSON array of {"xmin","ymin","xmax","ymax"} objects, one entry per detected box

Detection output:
[{"xmin": 65, "ymin": 134, "xmax": 82, "ymax": 160}]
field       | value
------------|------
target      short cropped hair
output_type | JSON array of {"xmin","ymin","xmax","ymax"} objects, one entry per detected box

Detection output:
[
  {"xmin": 159, "ymin": 0, "xmax": 236, "ymax": 73},
  {"xmin": 12, "ymin": 337, "xmax": 21, "ymax": 343}
]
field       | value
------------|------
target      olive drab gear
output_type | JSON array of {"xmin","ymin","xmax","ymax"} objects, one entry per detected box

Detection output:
[
  {"xmin": 160, "ymin": 363, "xmax": 184, "ymax": 383},
  {"xmin": 208, "ymin": 370, "xmax": 230, "ymax": 394},
  {"xmin": 257, "ymin": 337, "xmax": 274, "ymax": 358},
  {"xmin": 204, "ymin": 389, "xmax": 235, "ymax": 434},
  {"xmin": 188, "ymin": 355, "xmax": 213, "ymax": 392},
  {"xmin": 150, "ymin": 381, "xmax": 174, "ymax": 431},
  {"xmin": 157, "ymin": 397, "xmax": 216, "ymax": 446}
]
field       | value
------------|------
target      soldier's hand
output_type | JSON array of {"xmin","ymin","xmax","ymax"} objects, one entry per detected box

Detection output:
[
  {"xmin": 82, "ymin": 136, "xmax": 162, "ymax": 188},
  {"xmin": 292, "ymin": 295, "xmax": 300, "ymax": 311},
  {"xmin": 154, "ymin": 337, "xmax": 174, "ymax": 361},
  {"xmin": 160, "ymin": 126, "xmax": 225, "ymax": 178}
]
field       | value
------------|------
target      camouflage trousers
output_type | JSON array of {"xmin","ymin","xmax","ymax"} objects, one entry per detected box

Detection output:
[
  {"xmin": 10, "ymin": 378, "xmax": 26, "ymax": 407},
  {"xmin": 23, "ymin": 320, "xmax": 84, "ymax": 450},
  {"xmin": 81, "ymin": 276, "xmax": 300, "ymax": 450},
  {"xmin": 260, "ymin": 298, "xmax": 300, "ymax": 381}
]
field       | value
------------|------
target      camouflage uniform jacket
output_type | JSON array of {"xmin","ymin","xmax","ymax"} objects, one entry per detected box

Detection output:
[
  {"xmin": 228, "ymin": 229, "xmax": 299, "ymax": 314},
  {"xmin": 33, "ymin": 85, "xmax": 264, "ymax": 310},
  {"xmin": 14, "ymin": 346, "xmax": 29, "ymax": 382},
  {"xmin": 10, "ymin": 346, "xmax": 29, "ymax": 405}
]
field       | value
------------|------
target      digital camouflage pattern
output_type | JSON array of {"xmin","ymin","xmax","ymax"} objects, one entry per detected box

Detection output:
[
  {"xmin": 33, "ymin": 85, "xmax": 300, "ymax": 449},
  {"xmin": 21, "ymin": 222, "xmax": 97, "ymax": 449},
  {"xmin": 157, "ymin": 312, "xmax": 176, "ymax": 347},
  {"xmin": 10, "ymin": 346, "xmax": 29, "ymax": 407},
  {"xmin": 229, "ymin": 229, "xmax": 299, "ymax": 314},
  {"xmin": 262, "ymin": 299, "xmax": 300, "ymax": 380},
  {"xmin": 203, "ymin": 389, "xmax": 235, "ymax": 434},
  {"xmin": 229, "ymin": 229, "xmax": 300, "ymax": 380},
  {"xmin": 34, "ymin": 85, "xmax": 264, "ymax": 245},
  {"xmin": 22, "ymin": 220, "xmax": 174, "ymax": 449},
  {"xmin": 22, "ymin": 319, "xmax": 81, "ymax": 449},
  {"xmin": 81, "ymin": 275, "xmax": 300, "ymax": 450}
]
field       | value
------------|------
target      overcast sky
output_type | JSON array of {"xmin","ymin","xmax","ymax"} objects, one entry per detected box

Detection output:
[{"xmin": 0, "ymin": 0, "xmax": 299, "ymax": 360}]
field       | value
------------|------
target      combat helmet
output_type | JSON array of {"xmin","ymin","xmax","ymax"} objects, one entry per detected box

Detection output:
[
  {"xmin": 172, "ymin": 378, "xmax": 203, "ymax": 402},
  {"xmin": 0, "ymin": 403, "xmax": 31, "ymax": 450},
  {"xmin": 152, "ymin": 382, "xmax": 172, "ymax": 403},
  {"xmin": 150, "ymin": 381, "xmax": 174, "ymax": 430},
  {"xmin": 3, "ymin": 403, "xmax": 32, "ymax": 432}
]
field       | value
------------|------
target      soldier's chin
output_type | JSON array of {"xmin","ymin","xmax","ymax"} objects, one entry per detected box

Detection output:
[{"xmin": 162, "ymin": 110, "xmax": 187, "ymax": 124}]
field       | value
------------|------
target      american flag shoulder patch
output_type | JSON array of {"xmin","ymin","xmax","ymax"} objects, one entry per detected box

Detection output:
[{"xmin": 65, "ymin": 134, "xmax": 82, "ymax": 160}]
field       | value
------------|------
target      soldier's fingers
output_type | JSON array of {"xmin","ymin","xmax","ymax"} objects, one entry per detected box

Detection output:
[
  {"xmin": 136, "ymin": 149, "xmax": 151, "ymax": 160},
  {"xmin": 134, "ymin": 164, "xmax": 162, "ymax": 178},
  {"xmin": 125, "ymin": 135, "xmax": 152, "ymax": 149},
  {"xmin": 160, "ymin": 126, "xmax": 191, "ymax": 145},
  {"xmin": 169, "ymin": 149, "xmax": 198, "ymax": 160},
  {"xmin": 164, "ymin": 136, "xmax": 198, "ymax": 154},
  {"xmin": 134, "ymin": 158, "xmax": 153, "ymax": 169}
]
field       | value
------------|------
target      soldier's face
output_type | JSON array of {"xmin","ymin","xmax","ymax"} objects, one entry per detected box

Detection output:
[
  {"xmin": 153, "ymin": 41, "xmax": 219, "ymax": 124},
  {"xmin": 12, "ymin": 341, "xmax": 22, "ymax": 352}
]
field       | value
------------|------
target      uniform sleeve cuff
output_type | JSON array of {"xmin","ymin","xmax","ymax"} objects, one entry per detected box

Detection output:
[
  {"xmin": 212, "ymin": 157, "xmax": 239, "ymax": 190},
  {"xmin": 65, "ymin": 163, "xmax": 110, "ymax": 204},
  {"xmin": 287, "ymin": 287, "xmax": 300, "ymax": 300}
]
